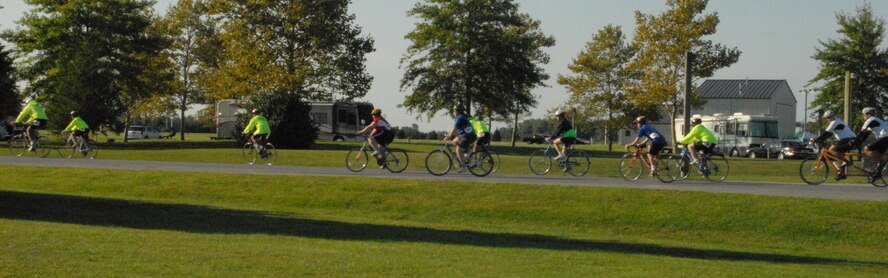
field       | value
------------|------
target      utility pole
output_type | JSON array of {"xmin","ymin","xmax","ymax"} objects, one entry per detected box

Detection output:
[
  {"xmin": 683, "ymin": 52, "xmax": 695, "ymax": 135},
  {"xmin": 844, "ymin": 71, "xmax": 853, "ymax": 122}
]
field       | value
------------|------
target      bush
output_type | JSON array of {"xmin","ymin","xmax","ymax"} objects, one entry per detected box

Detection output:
[
  {"xmin": 236, "ymin": 92, "xmax": 318, "ymax": 149},
  {"xmin": 492, "ymin": 130, "xmax": 502, "ymax": 141}
]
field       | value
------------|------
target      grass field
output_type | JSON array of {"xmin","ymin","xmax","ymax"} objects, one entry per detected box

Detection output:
[
  {"xmin": 2, "ymin": 132, "xmax": 878, "ymax": 185},
  {"xmin": 1, "ymin": 166, "xmax": 886, "ymax": 276}
]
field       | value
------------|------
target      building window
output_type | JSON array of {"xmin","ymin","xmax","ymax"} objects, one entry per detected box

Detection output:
[{"xmin": 624, "ymin": 130, "xmax": 631, "ymax": 137}]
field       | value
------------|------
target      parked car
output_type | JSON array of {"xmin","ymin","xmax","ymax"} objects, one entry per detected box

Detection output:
[
  {"xmin": 747, "ymin": 140, "xmax": 816, "ymax": 159},
  {"xmin": 126, "ymin": 125, "xmax": 162, "ymax": 139},
  {"xmin": 522, "ymin": 134, "xmax": 547, "ymax": 144}
]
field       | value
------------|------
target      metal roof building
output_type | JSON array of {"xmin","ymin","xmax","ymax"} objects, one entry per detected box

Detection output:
[{"xmin": 694, "ymin": 79, "xmax": 797, "ymax": 139}]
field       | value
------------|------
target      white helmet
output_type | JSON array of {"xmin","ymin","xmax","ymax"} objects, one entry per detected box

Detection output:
[
  {"xmin": 862, "ymin": 107, "xmax": 876, "ymax": 115},
  {"xmin": 554, "ymin": 110, "xmax": 565, "ymax": 117},
  {"xmin": 823, "ymin": 110, "xmax": 835, "ymax": 118}
]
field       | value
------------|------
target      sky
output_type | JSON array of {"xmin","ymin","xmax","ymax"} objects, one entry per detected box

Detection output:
[{"xmin": 2, "ymin": 0, "xmax": 888, "ymax": 132}]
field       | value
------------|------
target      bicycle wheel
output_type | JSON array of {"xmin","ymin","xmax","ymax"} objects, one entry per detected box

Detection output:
[
  {"xmin": 384, "ymin": 149, "xmax": 410, "ymax": 173},
  {"xmin": 345, "ymin": 149, "xmax": 369, "ymax": 172},
  {"xmin": 566, "ymin": 150, "xmax": 590, "ymax": 177},
  {"xmin": 85, "ymin": 140, "xmax": 99, "ymax": 159},
  {"xmin": 259, "ymin": 143, "xmax": 276, "ymax": 165},
  {"xmin": 425, "ymin": 150, "xmax": 452, "ymax": 176},
  {"xmin": 799, "ymin": 157, "xmax": 829, "ymax": 185},
  {"xmin": 655, "ymin": 155, "xmax": 678, "ymax": 183},
  {"xmin": 33, "ymin": 137, "xmax": 51, "ymax": 158},
  {"xmin": 703, "ymin": 155, "xmax": 729, "ymax": 182},
  {"xmin": 57, "ymin": 139, "xmax": 76, "ymax": 158},
  {"xmin": 468, "ymin": 151, "xmax": 494, "ymax": 177},
  {"xmin": 487, "ymin": 149, "xmax": 501, "ymax": 173},
  {"xmin": 242, "ymin": 143, "xmax": 258, "ymax": 165},
  {"xmin": 8, "ymin": 136, "xmax": 26, "ymax": 156},
  {"xmin": 528, "ymin": 150, "xmax": 553, "ymax": 175},
  {"xmin": 872, "ymin": 163, "xmax": 888, "ymax": 187},
  {"xmin": 676, "ymin": 156, "xmax": 691, "ymax": 181},
  {"xmin": 619, "ymin": 153, "xmax": 643, "ymax": 181}
]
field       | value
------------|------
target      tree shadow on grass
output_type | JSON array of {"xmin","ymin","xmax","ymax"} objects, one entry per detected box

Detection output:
[{"xmin": 0, "ymin": 190, "xmax": 880, "ymax": 266}]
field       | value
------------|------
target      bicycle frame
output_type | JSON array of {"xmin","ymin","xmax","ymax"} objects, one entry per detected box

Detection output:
[
  {"xmin": 812, "ymin": 147, "xmax": 873, "ymax": 177},
  {"xmin": 627, "ymin": 146, "xmax": 655, "ymax": 170}
]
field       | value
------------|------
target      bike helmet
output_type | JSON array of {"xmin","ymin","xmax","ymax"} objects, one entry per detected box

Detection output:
[
  {"xmin": 251, "ymin": 108, "xmax": 260, "ymax": 115},
  {"xmin": 70, "ymin": 111, "xmax": 78, "ymax": 117},
  {"xmin": 554, "ymin": 110, "xmax": 565, "ymax": 117},
  {"xmin": 692, "ymin": 118, "xmax": 702, "ymax": 125},
  {"xmin": 635, "ymin": 116, "xmax": 647, "ymax": 124},
  {"xmin": 862, "ymin": 107, "xmax": 876, "ymax": 115},
  {"xmin": 823, "ymin": 110, "xmax": 835, "ymax": 118},
  {"xmin": 371, "ymin": 108, "xmax": 382, "ymax": 115}
]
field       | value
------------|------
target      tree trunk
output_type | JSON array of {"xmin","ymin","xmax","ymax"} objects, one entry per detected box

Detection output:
[
  {"xmin": 511, "ymin": 111, "xmax": 518, "ymax": 147},
  {"xmin": 606, "ymin": 105, "xmax": 613, "ymax": 151},
  {"xmin": 179, "ymin": 95, "xmax": 186, "ymax": 141},
  {"xmin": 123, "ymin": 114, "xmax": 130, "ymax": 143}
]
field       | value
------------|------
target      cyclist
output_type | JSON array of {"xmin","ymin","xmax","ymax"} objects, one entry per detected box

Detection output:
[
  {"xmin": 811, "ymin": 110, "xmax": 856, "ymax": 180},
  {"xmin": 12, "ymin": 95, "xmax": 49, "ymax": 152},
  {"xmin": 445, "ymin": 106, "xmax": 476, "ymax": 173},
  {"xmin": 358, "ymin": 108, "xmax": 393, "ymax": 163},
  {"xmin": 547, "ymin": 110, "xmax": 576, "ymax": 161},
  {"xmin": 62, "ymin": 111, "xmax": 91, "ymax": 151},
  {"xmin": 469, "ymin": 110, "xmax": 490, "ymax": 153},
  {"xmin": 625, "ymin": 116, "xmax": 668, "ymax": 175},
  {"xmin": 243, "ymin": 108, "xmax": 271, "ymax": 156},
  {"xmin": 859, "ymin": 107, "xmax": 888, "ymax": 181},
  {"xmin": 678, "ymin": 118, "xmax": 718, "ymax": 166}
]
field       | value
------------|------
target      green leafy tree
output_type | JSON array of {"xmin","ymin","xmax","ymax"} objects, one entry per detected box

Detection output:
[
  {"xmin": 558, "ymin": 25, "xmax": 639, "ymax": 151},
  {"xmin": 400, "ymin": 0, "xmax": 555, "ymax": 120},
  {"xmin": 626, "ymin": 0, "xmax": 741, "ymax": 144},
  {"xmin": 0, "ymin": 43, "xmax": 20, "ymax": 120},
  {"xmin": 205, "ymin": 0, "xmax": 373, "ymax": 148},
  {"xmin": 810, "ymin": 3, "xmax": 888, "ymax": 128},
  {"xmin": 3, "ymin": 0, "xmax": 165, "ymax": 134},
  {"xmin": 159, "ymin": 0, "xmax": 220, "ymax": 141}
]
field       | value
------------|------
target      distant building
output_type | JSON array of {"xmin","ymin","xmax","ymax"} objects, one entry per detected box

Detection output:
[{"xmin": 620, "ymin": 79, "xmax": 797, "ymax": 149}]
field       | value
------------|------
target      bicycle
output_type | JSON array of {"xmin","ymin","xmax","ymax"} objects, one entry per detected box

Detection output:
[
  {"xmin": 242, "ymin": 139, "xmax": 276, "ymax": 165},
  {"xmin": 425, "ymin": 140, "xmax": 494, "ymax": 177},
  {"xmin": 7, "ymin": 126, "xmax": 51, "ymax": 158},
  {"xmin": 675, "ymin": 144, "xmax": 729, "ymax": 182},
  {"xmin": 473, "ymin": 144, "xmax": 500, "ymax": 173},
  {"xmin": 346, "ymin": 135, "xmax": 409, "ymax": 173},
  {"xmin": 57, "ymin": 131, "xmax": 98, "ymax": 159},
  {"xmin": 528, "ymin": 140, "xmax": 590, "ymax": 177},
  {"xmin": 799, "ymin": 145, "xmax": 888, "ymax": 187},
  {"xmin": 619, "ymin": 145, "xmax": 679, "ymax": 183}
]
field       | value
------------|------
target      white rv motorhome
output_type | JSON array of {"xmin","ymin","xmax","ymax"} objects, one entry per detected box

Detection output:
[
  {"xmin": 214, "ymin": 99, "xmax": 373, "ymax": 141},
  {"xmin": 675, "ymin": 113, "xmax": 780, "ymax": 157}
]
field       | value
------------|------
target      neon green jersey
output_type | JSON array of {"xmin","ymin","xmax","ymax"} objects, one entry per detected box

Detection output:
[
  {"xmin": 679, "ymin": 124, "xmax": 718, "ymax": 145},
  {"xmin": 243, "ymin": 115, "xmax": 271, "ymax": 137},
  {"xmin": 469, "ymin": 117, "xmax": 489, "ymax": 134},
  {"xmin": 63, "ymin": 117, "xmax": 90, "ymax": 132},
  {"xmin": 15, "ymin": 100, "xmax": 48, "ymax": 124}
]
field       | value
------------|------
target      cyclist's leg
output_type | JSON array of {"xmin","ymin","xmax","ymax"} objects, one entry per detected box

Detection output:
[
  {"xmin": 553, "ymin": 137, "xmax": 564, "ymax": 159},
  {"xmin": 866, "ymin": 138, "xmax": 888, "ymax": 178},
  {"xmin": 649, "ymin": 143, "xmax": 664, "ymax": 172},
  {"xmin": 688, "ymin": 142, "xmax": 700, "ymax": 162},
  {"xmin": 369, "ymin": 132, "xmax": 384, "ymax": 156},
  {"xmin": 453, "ymin": 135, "xmax": 464, "ymax": 165}
]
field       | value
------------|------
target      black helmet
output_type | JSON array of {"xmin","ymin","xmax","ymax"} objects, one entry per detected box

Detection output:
[
  {"xmin": 634, "ymin": 116, "xmax": 647, "ymax": 124},
  {"xmin": 251, "ymin": 108, "xmax": 260, "ymax": 115},
  {"xmin": 692, "ymin": 118, "xmax": 702, "ymax": 125},
  {"xmin": 70, "ymin": 111, "xmax": 78, "ymax": 117}
]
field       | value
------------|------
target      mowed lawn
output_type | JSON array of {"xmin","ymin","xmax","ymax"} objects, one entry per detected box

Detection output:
[
  {"xmin": 1, "ymin": 166, "xmax": 887, "ymax": 276},
  {"xmin": 2, "ymin": 133, "xmax": 874, "ymax": 184}
]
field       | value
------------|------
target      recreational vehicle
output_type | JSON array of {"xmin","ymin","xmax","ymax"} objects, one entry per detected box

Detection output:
[
  {"xmin": 675, "ymin": 113, "xmax": 781, "ymax": 157},
  {"xmin": 214, "ymin": 99, "xmax": 373, "ymax": 141}
]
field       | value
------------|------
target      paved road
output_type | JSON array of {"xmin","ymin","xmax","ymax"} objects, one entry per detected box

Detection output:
[{"xmin": 2, "ymin": 156, "xmax": 886, "ymax": 201}]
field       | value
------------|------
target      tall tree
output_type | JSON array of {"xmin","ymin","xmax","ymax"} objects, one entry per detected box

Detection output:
[
  {"xmin": 160, "ymin": 0, "xmax": 219, "ymax": 141},
  {"xmin": 810, "ymin": 3, "xmax": 888, "ymax": 128},
  {"xmin": 206, "ymin": 0, "xmax": 374, "ymax": 148},
  {"xmin": 0, "ymin": 43, "xmax": 20, "ymax": 119},
  {"xmin": 3, "ymin": 0, "xmax": 165, "ymax": 134},
  {"xmin": 400, "ymin": 0, "xmax": 555, "ymax": 120},
  {"xmin": 558, "ymin": 25, "xmax": 639, "ymax": 151},
  {"xmin": 626, "ymin": 0, "xmax": 740, "ymax": 144}
]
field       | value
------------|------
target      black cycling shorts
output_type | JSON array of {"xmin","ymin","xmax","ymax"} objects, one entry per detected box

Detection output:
[
  {"xmin": 74, "ymin": 129, "xmax": 90, "ymax": 141},
  {"xmin": 834, "ymin": 138, "xmax": 856, "ymax": 153},
  {"xmin": 457, "ymin": 133, "xmax": 477, "ymax": 149},
  {"xmin": 475, "ymin": 133, "xmax": 490, "ymax": 146},
  {"xmin": 867, "ymin": 137, "xmax": 888, "ymax": 153},
  {"xmin": 649, "ymin": 143, "xmax": 666, "ymax": 156},
  {"xmin": 372, "ymin": 130, "xmax": 394, "ymax": 146},
  {"xmin": 558, "ymin": 137, "xmax": 576, "ymax": 147},
  {"xmin": 28, "ymin": 119, "xmax": 47, "ymax": 130},
  {"xmin": 693, "ymin": 142, "xmax": 716, "ymax": 154}
]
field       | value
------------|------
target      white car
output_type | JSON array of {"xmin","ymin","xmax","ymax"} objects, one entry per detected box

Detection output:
[{"xmin": 126, "ymin": 125, "xmax": 161, "ymax": 139}]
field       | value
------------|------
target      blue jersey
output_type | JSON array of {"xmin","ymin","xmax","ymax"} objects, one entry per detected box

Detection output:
[
  {"xmin": 638, "ymin": 124, "xmax": 666, "ymax": 145},
  {"xmin": 454, "ymin": 114, "xmax": 475, "ymax": 135}
]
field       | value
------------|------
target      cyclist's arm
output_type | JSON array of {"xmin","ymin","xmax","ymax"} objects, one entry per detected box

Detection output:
[
  {"xmin": 14, "ymin": 106, "xmax": 31, "ymax": 124},
  {"xmin": 678, "ymin": 126, "xmax": 699, "ymax": 145},
  {"xmin": 63, "ymin": 120, "xmax": 77, "ymax": 132},
  {"xmin": 243, "ymin": 117, "xmax": 257, "ymax": 134},
  {"xmin": 358, "ymin": 122, "xmax": 374, "ymax": 134},
  {"xmin": 550, "ymin": 121, "xmax": 567, "ymax": 138},
  {"xmin": 813, "ymin": 131, "xmax": 832, "ymax": 143},
  {"xmin": 447, "ymin": 127, "xmax": 457, "ymax": 139}
]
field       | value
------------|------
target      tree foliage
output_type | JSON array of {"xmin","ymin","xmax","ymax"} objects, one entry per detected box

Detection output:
[
  {"xmin": 0, "ymin": 43, "xmax": 20, "ymax": 119},
  {"xmin": 626, "ymin": 0, "xmax": 740, "ymax": 143},
  {"xmin": 558, "ymin": 25, "xmax": 652, "ymax": 151},
  {"xmin": 810, "ymin": 3, "xmax": 888, "ymax": 127},
  {"xmin": 400, "ymin": 0, "xmax": 555, "ymax": 120},
  {"xmin": 3, "ymin": 0, "xmax": 166, "ymax": 131}
]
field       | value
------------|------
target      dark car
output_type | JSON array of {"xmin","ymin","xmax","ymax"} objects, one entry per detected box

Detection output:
[
  {"xmin": 748, "ymin": 140, "xmax": 816, "ymax": 159},
  {"xmin": 522, "ymin": 134, "xmax": 547, "ymax": 144}
]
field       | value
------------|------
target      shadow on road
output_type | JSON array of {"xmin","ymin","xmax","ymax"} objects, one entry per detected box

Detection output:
[{"xmin": 0, "ymin": 190, "xmax": 878, "ymax": 266}]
